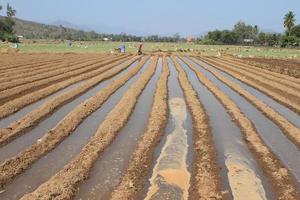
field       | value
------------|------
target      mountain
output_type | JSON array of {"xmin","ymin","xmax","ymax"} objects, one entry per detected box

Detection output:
[
  {"xmin": 0, "ymin": 16, "xmax": 147, "ymax": 41},
  {"xmin": 50, "ymin": 20, "xmax": 92, "ymax": 31},
  {"xmin": 0, "ymin": 16, "xmax": 105, "ymax": 39}
]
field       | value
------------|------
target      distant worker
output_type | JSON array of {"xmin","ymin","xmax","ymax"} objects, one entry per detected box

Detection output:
[
  {"xmin": 137, "ymin": 43, "xmax": 143, "ymax": 55},
  {"xmin": 119, "ymin": 44, "xmax": 126, "ymax": 53},
  {"xmin": 67, "ymin": 40, "xmax": 72, "ymax": 48}
]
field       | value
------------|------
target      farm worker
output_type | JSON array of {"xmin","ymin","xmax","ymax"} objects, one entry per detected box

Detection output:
[
  {"xmin": 67, "ymin": 40, "xmax": 72, "ymax": 48},
  {"xmin": 137, "ymin": 43, "xmax": 143, "ymax": 55},
  {"xmin": 119, "ymin": 44, "xmax": 126, "ymax": 53}
]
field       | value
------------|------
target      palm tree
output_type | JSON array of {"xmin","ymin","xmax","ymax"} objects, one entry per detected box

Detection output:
[{"xmin": 284, "ymin": 11, "xmax": 296, "ymax": 35}]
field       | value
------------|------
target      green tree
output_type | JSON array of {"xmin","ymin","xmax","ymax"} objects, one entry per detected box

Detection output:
[
  {"xmin": 290, "ymin": 25, "xmax": 300, "ymax": 37},
  {"xmin": 284, "ymin": 11, "xmax": 296, "ymax": 35},
  {"xmin": 220, "ymin": 30, "xmax": 238, "ymax": 44},
  {"xmin": 233, "ymin": 21, "xmax": 254, "ymax": 41},
  {"xmin": 173, "ymin": 32, "xmax": 181, "ymax": 42},
  {"xmin": 0, "ymin": 3, "xmax": 17, "ymax": 42}
]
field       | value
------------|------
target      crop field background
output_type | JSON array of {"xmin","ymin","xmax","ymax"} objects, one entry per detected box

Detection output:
[
  {"xmin": 0, "ymin": 52, "xmax": 299, "ymax": 200},
  {"xmin": 1, "ymin": 40, "xmax": 300, "ymax": 59}
]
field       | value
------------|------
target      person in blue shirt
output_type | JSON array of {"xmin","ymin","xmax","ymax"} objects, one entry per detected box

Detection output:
[{"xmin": 119, "ymin": 44, "xmax": 125, "ymax": 53}]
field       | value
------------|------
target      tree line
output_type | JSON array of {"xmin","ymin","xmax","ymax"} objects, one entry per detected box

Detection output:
[
  {"xmin": 203, "ymin": 11, "xmax": 300, "ymax": 47},
  {"xmin": 1, "ymin": 3, "xmax": 184, "ymax": 43},
  {"xmin": 1, "ymin": 4, "xmax": 299, "ymax": 47}
]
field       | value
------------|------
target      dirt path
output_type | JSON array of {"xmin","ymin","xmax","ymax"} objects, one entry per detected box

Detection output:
[
  {"xmin": 198, "ymin": 57, "xmax": 300, "ymax": 115},
  {"xmin": 184, "ymin": 57, "xmax": 300, "ymax": 148},
  {"xmin": 20, "ymin": 56, "xmax": 158, "ymax": 200},
  {"xmin": 183, "ymin": 57, "xmax": 300, "ymax": 200},
  {"xmin": 171, "ymin": 57, "xmax": 223, "ymax": 199},
  {"xmin": 110, "ymin": 56, "xmax": 169, "ymax": 200},
  {"xmin": 0, "ymin": 55, "xmax": 132, "ymax": 119},
  {"xmin": 0, "ymin": 56, "xmax": 140, "ymax": 146}
]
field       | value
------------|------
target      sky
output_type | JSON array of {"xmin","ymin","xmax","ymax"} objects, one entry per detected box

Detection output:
[{"xmin": 1, "ymin": 0, "xmax": 300, "ymax": 36}]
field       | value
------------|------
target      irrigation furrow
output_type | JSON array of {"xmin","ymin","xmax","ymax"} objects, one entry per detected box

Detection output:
[
  {"xmin": 0, "ymin": 57, "xmax": 148, "ymax": 200},
  {"xmin": 190, "ymin": 58, "xmax": 300, "ymax": 128},
  {"xmin": 0, "ymin": 55, "xmax": 103, "ymax": 85},
  {"xmin": 0, "ymin": 56, "xmax": 69, "ymax": 72},
  {"xmin": 223, "ymin": 57, "xmax": 300, "ymax": 85},
  {"xmin": 0, "ymin": 55, "xmax": 127, "ymax": 103},
  {"xmin": 0, "ymin": 56, "xmax": 106, "ymax": 90},
  {"xmin": 178, "ymin": 58, "xmax": 274, "ymax": 199},
  {"xmin": 183, "ymin": 58, "xmax": 300, "ymax": 200},
  {"xmin": 143, "ymin": 58, "xmax": 194, "ymax": 200},
  {"xmin": 0, "ymin": 80, "xmax": 84, "ymax": 129},
  {"xmin": 75, "ymin": 58, "xmax": 160, "ymax": 200},
  {"xmin": 0, "ymin": 54, "xmax": 79, "ymax": 72},
  {"xmin": 215, "ymin": 57, "xmax": 300, "ymax": 91},
  {"xmin": 0, "ymin": 55, "xmax": 81, "ymax": 75},
  {"xmin": 202, "ymin": 57, "xmax": 300, "ymax": 101},
  {"xmin": 0, "ymin": 59, "xmax": 65, "ymax": 75},
  {"xmin": 171, "ymin": 57, "xmax": 223, "ymax": 199},
  {"xmin": 197, "ymin": 57, "xmax": 300, "ymax": 114},
  {"xmin": 0, "ymin": 56, "xmax": 150, "ymax": 190},
  {"xmin": 182, "ymin": 57, "xmax": 300, "ymax": 148},
  {"xmin": 0, "ymin": 55, "xmax": 132, "ymax": 119},
  {"xmin": 0, "ymin": 56, "xmax": 140, "ymax": 147},
  {"xmin": 20, "ymin": 56, "xmax": 158, "ymax": 200},
  {"xmin": 0, "ymin": 59, "xmax": 146, "ymax": 163},
  {"xmin": 184, "ymin": 57, "xmax": 300, "ymax": 191},
  {"xmin": 110, "ymin": 57, "xmax": 169, "ymax": 200}
]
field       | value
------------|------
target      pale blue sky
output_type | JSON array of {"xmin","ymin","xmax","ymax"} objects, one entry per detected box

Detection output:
[{"xmin": 1, "ymin": 0, "xmax": 300, "ymax": 36}]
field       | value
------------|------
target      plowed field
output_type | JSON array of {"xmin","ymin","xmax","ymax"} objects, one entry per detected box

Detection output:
[{"xmin": 0, "ymin": 53, "xmax": 299, "ymax": 200}]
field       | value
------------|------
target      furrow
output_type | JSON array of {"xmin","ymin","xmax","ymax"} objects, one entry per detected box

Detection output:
[
  {"xmin": 215, "ymin": 57, "xmax": 300, "ymax": 91},
  {"xmin": 197, "ymin": 57, "xmax": 300, "ymax": 114},
  {"xmin": 183, "ymin": 57, "xmax": 300, "ymax": 148},
  {"xmin": 0, "ymin": 56, "xmax": 68, "ymax": 72},
  {"xmin": 183, "ymin": 57, "xmax": 300, "ymax": 200},
  {"xmin": 0, "ymin": 56, "xmax": 151, "ymax": 190},
  {"xmin": 0, "ymin": 55, "xmax": 132, "ymax": 119},
  {"xmin": 20, "ymin": 56, "xmax": 158, "ymax": 200},
  {"xmin": 0, "ymin": 56, "xmax": 140, "ymax": 147},
  {"xmin": 171, "ymin": 57, "xmax": 223, "ymax": 199},
  {"xmin": 0, "ymin": 55, "xmax": 127, "ymax": 103},
  {"xmin": 202, "ymin": 57, "xmax": 300, "ymax": 101},
  {"xmin": 223, "ymin": 56, "xmax": 300, "ymax": 85},
  {"xmin": 0, "ymin": 55, "xmax": 102, "ymax": 85},
  {"xmin": 110, "ymin": 56, "xmax": 169, "ymax": 200},
  {"xmin": 0, "ymin": 59, "xmax": 64, "ymax": 75},
  {"xmin": 0, "ymin": 55, "xmax": 81, "ymax": 75}
]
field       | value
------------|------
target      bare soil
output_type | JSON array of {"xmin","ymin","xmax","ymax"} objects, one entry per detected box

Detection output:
[
  {"xmin": 189, "ymin": 57, "xmax": 300, "ymax": 148},
  {"xmin": 183, "ymin": 57, "xmax": 300, "ymax": 200},
  {"xmin": 241, "ymin": 57, "xmax": 300, "ymax": 78},
  {"xmin": 20, "ymin": 56, "xmax": 157, "ymax": 199},
  {"xmin": 0, "ymin": 53, "xmax": 299, "ymax": 200},
  {"xmin": 110, "ymin": 56, "xmax": 169, "ymax": 200}
]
